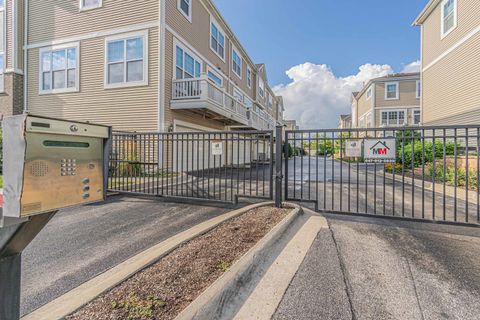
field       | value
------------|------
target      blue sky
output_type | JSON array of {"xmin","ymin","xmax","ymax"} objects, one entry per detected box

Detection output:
[
  {"xmin": 213, "ymin": 0, "xmax": 427, "ymax": 129},
  {"xmin": 214, "ymin": 0, "xmax": 425, "ymax": 85}
]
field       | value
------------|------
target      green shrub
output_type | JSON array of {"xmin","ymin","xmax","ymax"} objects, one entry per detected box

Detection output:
[
  {"xmin": 430, "ymin": 164, "xmax": 478, "ymax": 190},
  {"xmin": 398, "ymin": 141, "xmax": 456, "ymax": 168}
]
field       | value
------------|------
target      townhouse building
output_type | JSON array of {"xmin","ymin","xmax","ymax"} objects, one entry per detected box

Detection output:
[
  {"xmin": 16, "ymin": 0, "xmax": 282, "ymax": 134},
  {"xmin": 351, "ymin": 73, "xmax": 421, "ymax": 128},
  {"xmin": 338, "ymin": 114, "xmax": 352, "ymax": 129},
  {"xmin": 414, "ymin": 0, "xmax": 480, "ymax": 125},
  {"xmin": 0, "ymin": 0, "xmax": 24, "ymax": 119}
]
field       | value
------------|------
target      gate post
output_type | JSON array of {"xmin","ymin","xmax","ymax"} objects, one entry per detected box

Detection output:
[{"xmin": 275, "ymin": 126, "xmax": 284, "ymax": 208}]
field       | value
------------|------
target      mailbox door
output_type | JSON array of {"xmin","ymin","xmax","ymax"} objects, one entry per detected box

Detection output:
[{"xmin": 20, "ymin": 132, "xmax": 105, "ymax": 217}]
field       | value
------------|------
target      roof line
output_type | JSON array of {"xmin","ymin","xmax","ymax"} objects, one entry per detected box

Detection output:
[{"xmin": 413, "ymin": 0, "xmax": 441, "ymax": 26}]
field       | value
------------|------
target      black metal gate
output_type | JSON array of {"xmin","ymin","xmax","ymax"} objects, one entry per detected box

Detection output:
[
  {"xmin": 284, "ymin": 125, "xmax": 480, "ymax": 226},
  {"xmin": 109, "ymin": 130, "xmax": 274, "ymax": 204}
]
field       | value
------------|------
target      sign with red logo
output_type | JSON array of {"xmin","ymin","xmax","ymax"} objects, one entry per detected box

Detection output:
[{"xmin": 364, "ymin": 139, "xmax": 396, "ymax": 163}]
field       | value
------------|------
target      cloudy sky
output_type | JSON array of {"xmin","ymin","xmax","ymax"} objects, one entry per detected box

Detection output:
[{"xmin": 214, "ymin": 0, "xmax": 426, "ymax": 128}]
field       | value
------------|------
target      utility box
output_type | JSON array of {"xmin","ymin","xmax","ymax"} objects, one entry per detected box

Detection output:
[{"xmin": 2, "ymin": 115, "xmax": 111, "ymax": 218}]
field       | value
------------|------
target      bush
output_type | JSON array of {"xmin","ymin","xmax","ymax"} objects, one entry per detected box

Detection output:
[
  {"xmin": 385, "ymin": 163, "xmax": 403, "ymax": 174},
  {"xmin": 398, "ymin": 141, "xmax": 456, "ymax": 168},
  {"xmin": 430, "ymin": 164, "xmax": 478, "ymax": 190}
]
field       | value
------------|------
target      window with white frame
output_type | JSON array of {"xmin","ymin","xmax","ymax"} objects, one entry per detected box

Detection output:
[
  {"xmin": 413, "ymin": 109, "xmax": 421, "ymax": 125},
  {"xmin": 385, "ymin": 82, "xmax": 399, "ymax": 100},
  {"xmin": 268, "ymin": 94, "xmax": 273, "ymax": 110},
  {"xmin": 366, "ymin": 86, "xmax": 372, "ymax": 100},
  {"xmin": 247, "ymin": 66, "xmax": 252, "ymax": 88},
  {"xmin": 175, "ymin": 45, "xmax": 201, "ymax": 79},
  {"xmin": 177, "ymin": 0, "xmax": 192, "ymax": 21},
  {"xmin": 80, "ymin": 0, "xmax": 102, "ymax": 10},
  {"xmin": 366, "ymin": 112, "xmax": 373, "ymax": 128},
  {"xmin": 0, "ymin": 0, "xmax": 5, "ymax": 92},
  {"xmin": 232, "ymin": 48, "xmax": 242, "ymax": 78},
  {"xmin": 442, "ymin": 0, "xmax": 457, "ymax": 37},
  {"xmin": 207, "ymin": 68, "xmax": 222, "ymax": 86},
  {"xmin": 359, "ymin": 116, "xmax": 365, "ymax": 128},
  {"xmin": 381, "ymin": 110, "xmax": 405, "ymax": 126},
  {"xmin": 40, "ymin": 44, "xmax": 79, "ymax": 93},
  {"xmin": 416, "ymin": 80, "xmax": 421, "ymax": 99},
  {"xmin": 259, "ymin": 78, "xmax": 265, "ymax": 98},
  {"xmin": 244, "ymin": 96, "xmax": 253, "ymax": 109},
  {"xmin": 210, "ymin": 21, "xmax": 225, "ymax": 60},
  {"xmin": 106, "ymin": 32, "xmax": 147, "ymax": 87}
]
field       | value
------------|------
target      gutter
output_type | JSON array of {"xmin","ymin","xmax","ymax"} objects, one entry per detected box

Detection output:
[
  {"xmin": 413, "ymin": 0, "xmax": 440, "ymax": 26},
  {"xmin": 23, "ymin": 0, "xmax": 29, "ymax": 114}
]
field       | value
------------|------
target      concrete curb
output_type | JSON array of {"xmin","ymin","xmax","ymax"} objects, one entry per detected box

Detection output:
[
  {"xmin": 21, "ymin": 201, "xmax": 276, "ymax": 320},
  {"xmin": 175, "ymin": 203, "xmax": 304, "ymax": 320}
]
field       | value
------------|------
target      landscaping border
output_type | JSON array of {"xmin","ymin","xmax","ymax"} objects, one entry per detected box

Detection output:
[{"xmin": 21, "ymin": 202, "xmax": 300, "ymax": 320}]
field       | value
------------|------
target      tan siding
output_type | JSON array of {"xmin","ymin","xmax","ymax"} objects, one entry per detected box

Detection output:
[
  {"xmin": 28, "ymin": 27, "xmax": 160, "ymax": 132},
  {"xmin": 375, "ymin": 80, "xmax": 420, "ymax": 107},
  {"xmin": 16, "ymin": 0, "xmax": 24, "ymax": 70},
  {"xmin": 28, "ymin": 0, "xmax": 159, "ymax": 44},
  {"xmin": 422, "ymin": 0, "xmax": 480, "ymax": 66},
  {"xmin": 357, "ymin": 89, "xmax": 373, "ymax": 120},
  {"xmin": 423, "ymin": 31, "xmax": 480, "ymax": 125},
  {"xmin": 164, "ymin": 29, "xmax": 224, "ymax": 131},
  {"xmin": 5, "ymin": 0, "xmax": 12, "ymax": 69}
]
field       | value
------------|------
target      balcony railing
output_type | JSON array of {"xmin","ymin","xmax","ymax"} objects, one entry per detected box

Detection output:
[{"xmin": 172, "ymin": 76, "xmax": 276, "ymax": 131}]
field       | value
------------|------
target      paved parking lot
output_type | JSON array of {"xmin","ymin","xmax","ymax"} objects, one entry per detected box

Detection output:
[{"xmin": 20, "ymin": 195, "xmax": 238, "ymax": 316}]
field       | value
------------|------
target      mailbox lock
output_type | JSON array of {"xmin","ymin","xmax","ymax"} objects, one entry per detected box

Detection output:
[
  {"xmin": 82, "ymin": 178, "xmax": 90, "ymax": 184},
  {"xmin": 83, "ymin": 186, "xmax": 90, "ymax": 192},
  {"xmin": 82, "ymin": 193, "xmax": 90, "ymax": 199}
]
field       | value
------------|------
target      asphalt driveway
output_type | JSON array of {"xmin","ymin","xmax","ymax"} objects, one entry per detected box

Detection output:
[{"xmin": 20, "ymin": 195, "xmax": 237, "ymax": 316}]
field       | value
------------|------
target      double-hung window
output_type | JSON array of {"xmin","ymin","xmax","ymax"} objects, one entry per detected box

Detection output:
[
  {"xmin": 268, "ymin": 94, "xmax": 273, "ymax": 110},
  {"xmin": 366, "ymin": 86, "xmax": 372, "ymax": 100},
  {"xmin": 175, "ymin": 45, "xmax": 201, "ymax": 79},
  {"xmin": 413, "ymin": 109, "xmax": 421, "ymax": 125},
  {"xmin": 381, "ymin": 110, "xmax": 405, "ymax": 126},
  {"xmin": 0, "ymin": 0, "xmax": 5, "ymax": 92},
  {"xmin": 210, "ymin": 21, "xmax": 225, "ymax": 60},
  {"xmin": 385, "ymin": 82, "xmax": 399, "ymax": 100},
  {"xmin": 247, "ymin": 66, "xmax": 252, "ymax": 88},
  {"xmin": 40, "ymin": 44, "xmax": 79, "ymax": 94},
  {"xmin": 442, "ymin": 0, "xmax": 457, "ymax": 37},
  {"xmin": 259, "ymin": 78, "xmax": 265, "ymax": 98},
  {"xmin": 178, "ymin": 0, "xmax": 192, "ymax": 22},
  {"xmin": 232, "ymin": 48, "xmax": 242, "ymax": 78},
  {"xmin": 416, "ymin": 80, "xmax": 421, "ymax": 99},
  {"xmin": 80, "ymin": 0, "xmax": 102, "ymax": 10},
  {"xmin": 207, "ymin": 68, "xmax": 222, "ymax": 87},
  {"xmin": 233, "ymin": 88, "xmax": 243, "ymax": 102},
  {"xmin": 106, "ymin": 31, "xmax": 147, "ymax": 88}
]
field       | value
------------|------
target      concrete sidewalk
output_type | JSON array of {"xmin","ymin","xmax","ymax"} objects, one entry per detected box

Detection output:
[
  {"xmin": 274, "ymin": 214, "xmax": 480, "ymax": 320},
  {"xmin": 21, "ymin": 195, "xmax": 239, "ymax": 316}
]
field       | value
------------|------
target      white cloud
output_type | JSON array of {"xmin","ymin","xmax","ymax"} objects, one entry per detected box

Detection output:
[
  {"xmin": 273, "ymin": 62, "xmax": 395, "ymax": 129},
  {"xmin": 401, "ymin": 60, "xmax": 421, "ymax": 73}
]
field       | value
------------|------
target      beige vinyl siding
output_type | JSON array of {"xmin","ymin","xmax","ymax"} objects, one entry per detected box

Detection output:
[
  {"xmin": 5, "ymin": 0, "xmax": 11, "ymax": 69},
  {"xmin": 15, "ymin": 0, "xmax": 24, "ymax": 70},
  {"xmin": 375, "ymin": 80, "xmax": 420, "ymax": 107},
  {"xmin": 356, "ymin": 89, "xmax": 373, "ymax": 122},
  {"xmin": 28, "ymin": 0, "xmax": 159, "ymax": 44},
  {"xmin": 164, "ymin": 29, "xmax": 224, "ymax": 131},
  {"xmin": 28, "ymin": 27, "xmax": 160, "ymax": 132},
  {"xmin": 422, "ymin": 30, "xmax": 480, "ymax": 125},
  {"xmin": 422, "ymin": 0, "xmax": 480, "ymax": 66}
]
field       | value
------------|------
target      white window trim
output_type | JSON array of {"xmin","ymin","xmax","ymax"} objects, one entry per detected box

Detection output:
[
  {"xmin": 384, "ymin": 81, "xmax": 399, "ymax": 100},
  {"xmin": 207, "ymin": 65, "xmax": 223, "ymax": 87},
  {"xmin": 380, "ymin": 109, "xmax": 407, "ymax": 126},
  {"xmin": 441, "ymin": 0, "xmax": 457, "ymax": 39},
  {"xmin": 258, "ymin": 78, "xmax": 265, "ymax": 98},
  {"xmin": 246, "ymin": 66, "xmax": 252, "ymax": 89},
  {"xmin": 231, "ymin": 45, "xmax": 242, "ymax": 79},
  {"xmin": 233, "ymin": 87, "xmax": 244, "ymax": 102},
  {"xmin": 173, "ymin": 37, "xmax": 202, "ymax": 80},
  {"xmin": 104, "ymin": 30, "xmax": 149, "ymax": 89},
  {"xmin": 79, "ymin": 0, "xmax": 102, "ymax": 12},
  {"xmin": 412, "ymin": 108, "xmax": 421, "ymax": 125},
  {"xmin": 209, "ymin": 17, "xmax": 226, "ymax": 62},
  {"xmin": 38, "ymin": 42, "xmax": 80, "ymax": 95},
  {"xmin": 177, "ymin": 0, "xmax": 192, "ymax": 23},
  {"xmin": 366, "ymin": 86, "xmax": 372, "ymax": 100},
  {"xmin": 416, "ymin": 80, "xmax": 421, "ymax": 99}
]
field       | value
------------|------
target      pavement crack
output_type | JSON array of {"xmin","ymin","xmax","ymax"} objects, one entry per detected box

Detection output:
[
  {"xmin": 405, "ymin": 258, "xmax": 426, "ymax": 320},
  {"xmin": 327, "ymin": 219, "xmax": 358, "ymax": 320}
]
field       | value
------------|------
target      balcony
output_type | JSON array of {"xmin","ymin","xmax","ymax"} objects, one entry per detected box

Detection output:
[{"xmin": 171, "ymin": 76, "xmax": 276, "ymax": 131}]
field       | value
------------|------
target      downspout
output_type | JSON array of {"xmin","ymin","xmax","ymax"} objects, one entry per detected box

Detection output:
[
  {"xmin": 23, "ymin": 0, "xmax": 29, "ymax": 114},
  {"xmin": 158, "ymin": 0, "xmax": 166, "ymax": 132}
]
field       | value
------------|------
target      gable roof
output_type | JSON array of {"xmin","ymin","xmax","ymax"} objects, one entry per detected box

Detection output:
[
  {"xmin": 413, "ymin": 0, "xmax": 441, "ymax": 26},
  {"xmin": 355, "ymin": 72, "xmax": 420, "ymax": 100}
]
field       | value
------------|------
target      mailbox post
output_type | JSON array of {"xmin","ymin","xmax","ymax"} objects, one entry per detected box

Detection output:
[{"xmin": 0, "ymin": 115, "xmax": 111, "ymax": 319}]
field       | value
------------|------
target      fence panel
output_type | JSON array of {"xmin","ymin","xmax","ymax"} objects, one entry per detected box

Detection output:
[
  {"xmin": 109, "ymin": 130, "xmax": 274, "ymax": 204},
  {"xmin": 284, "ymin": 125, "xmax": 480, "ymax": 226}
]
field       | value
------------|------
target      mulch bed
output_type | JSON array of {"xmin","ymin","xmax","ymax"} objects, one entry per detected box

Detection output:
[{"xmin": 67, "ymin": 206, "xmax": 291, "ymax": 320}]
